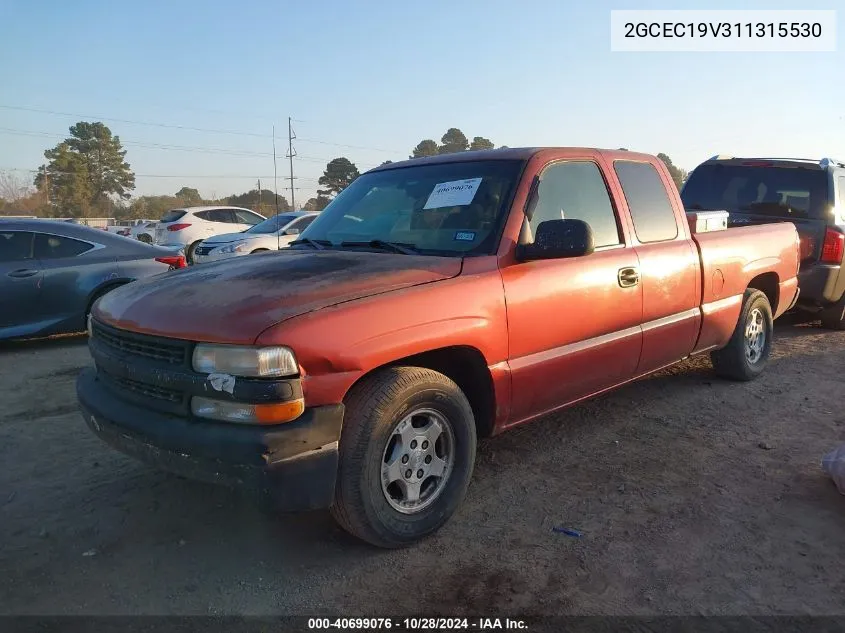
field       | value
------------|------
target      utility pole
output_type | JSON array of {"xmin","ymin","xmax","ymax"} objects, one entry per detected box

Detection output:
[
  {"xmin": 286, "ymin": 116, "xmax": 297, "ymax": 210},
  {"xmin": 272, "ymin": 127, "xmax": 280, "ymax": 214},
  {"xmin": 257, "ymin": 178, "xmax": 262, "ymax": 211}
]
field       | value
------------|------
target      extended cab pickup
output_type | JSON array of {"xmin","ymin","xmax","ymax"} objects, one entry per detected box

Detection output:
[{"xmin": 77, "ymin": 148, "xmax": 800, "ymax": 548}]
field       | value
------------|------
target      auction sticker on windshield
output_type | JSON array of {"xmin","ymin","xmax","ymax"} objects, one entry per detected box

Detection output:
[{"xmin": 424, "ymin": 178, "xmax": 482, "ymax": 209}]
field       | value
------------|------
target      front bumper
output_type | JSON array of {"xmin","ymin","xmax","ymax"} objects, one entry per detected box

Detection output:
[{"xmin": 77, "ymin": 366, "xmax": 344, "ymax": 511}]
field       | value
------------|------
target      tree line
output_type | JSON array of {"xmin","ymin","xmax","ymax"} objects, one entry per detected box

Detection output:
[{"xmin": 0, "ymin": 120, "xmax": 688, "ymax": 220}]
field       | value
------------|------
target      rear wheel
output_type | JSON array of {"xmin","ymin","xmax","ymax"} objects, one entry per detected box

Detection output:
[
  {"xmin": 138, "ymin": 234, "xmax": 152, "ymax": 244},
  {"xmin": 710, "ymin": 289, "xmax": 773, "ymax": 381},
  {"xmin": 330, "ymin": 366, "xmax": 477, "ymax": 548},
  {"xmin": 250, "ymin": 248, "xmax": 270, "ymax": 254},
  {"xmin": 820, "ymin": 295, "xmax": 845, "ymax": 330}
]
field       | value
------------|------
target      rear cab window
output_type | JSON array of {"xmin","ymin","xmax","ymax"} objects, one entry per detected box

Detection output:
[
  {"xmin": 614, "ymin": 161, "xmax": 679, "ymax": 243},
  {"xmin": 681, "ymin": 163, "xmax": 830, "ymax": 220}
]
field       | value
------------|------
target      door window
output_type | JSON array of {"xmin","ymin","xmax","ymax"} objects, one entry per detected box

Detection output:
[
  {"xmin": 530, "ymin": 161, "xmax": 622, "ymax": 248},
  {"xmin": 0, "ymin": 231, "xmax": 36, "ymax": 262},
  {"xmin": 34, "ymin": 233, "xmax": 94, "ymax": 259}
]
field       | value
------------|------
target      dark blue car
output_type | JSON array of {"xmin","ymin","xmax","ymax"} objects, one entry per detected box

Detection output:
[{"xmin": 0, "ymin": 219, "xmax": 185, "ymax": 340}]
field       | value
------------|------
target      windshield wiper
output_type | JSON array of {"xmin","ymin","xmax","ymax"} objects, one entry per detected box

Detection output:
[
  {"xmin": 290, "ymin": 238, "xmax": 331, "ymax": 250},
  {"xmin": 339, "ymin": 239, "xmax": 420, "ymax": 255}
]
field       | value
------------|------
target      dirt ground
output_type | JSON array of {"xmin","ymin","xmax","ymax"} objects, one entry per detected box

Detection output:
[{"xmin": 1, "ymin": 317, "xmax": 844, "ymax": 617}]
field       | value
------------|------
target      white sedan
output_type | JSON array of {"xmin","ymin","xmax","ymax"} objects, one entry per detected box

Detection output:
[{"xmin": 193, "ymin": 211, "xmax": 318, "ymax": 264}]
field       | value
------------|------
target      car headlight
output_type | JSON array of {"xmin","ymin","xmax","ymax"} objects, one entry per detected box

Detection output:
[
  {"xmin": 217, "ymin": 241, "xmax": 248, "ymax": 254},
  {"xmin": 192, "ymin": 344, "xmax": 298, "ymax": 377}
]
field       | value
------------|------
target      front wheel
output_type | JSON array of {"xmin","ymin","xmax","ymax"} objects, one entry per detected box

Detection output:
[
  {"xmin": 710, "ymin": 289, "xmax": 773, "ymax": 381},
  {"xmin": 330, "ymin": 366, "xmax": 477, "ymax": 548}
]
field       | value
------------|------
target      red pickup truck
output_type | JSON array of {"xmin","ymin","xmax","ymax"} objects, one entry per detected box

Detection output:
[{"xmin": 77, "ymin": 148, "xmax": 800, "ymax": 548}]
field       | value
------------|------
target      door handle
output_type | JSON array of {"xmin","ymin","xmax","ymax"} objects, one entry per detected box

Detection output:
[
  {"xmin": 7, "ymin": 268, "xmax": 39, "ymax": 278},
  {"xmin": 618, "ymin": 267, "xmax": 640, "ymax": 288}
]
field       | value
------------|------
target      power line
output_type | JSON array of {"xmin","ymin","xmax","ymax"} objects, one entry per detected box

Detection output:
[
  {"xmin": 0, "ymin": 127, "xmax": 382, "ymax": 168},
  {"xmin": 0, "ymin": 104, "xmax": 403, "ymax": 153},
  {"xmin": 1, "ymin": 166, "xmax": 320, "ymax": 182}
]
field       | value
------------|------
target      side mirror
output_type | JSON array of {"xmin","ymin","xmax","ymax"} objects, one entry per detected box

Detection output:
[
  {"xmin": 285, "ymin": 228, "xmax": 300, "ymax": 235},
  {"xmin": 515, "ymin": 219, "xmax": 594, "ymax": 262}
]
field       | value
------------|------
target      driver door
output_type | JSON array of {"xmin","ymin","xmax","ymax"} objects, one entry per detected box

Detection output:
[{"xmin": 501, "ymin": 158, "xmax": 644, "ymax": 422}]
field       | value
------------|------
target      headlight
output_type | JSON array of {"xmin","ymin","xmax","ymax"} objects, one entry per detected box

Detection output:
[
  {"xmin": 192, "ymin": 344, "xmax": 298, "ymax": 377},
  {"xmin": 191, "ymin": 396, "xmax": 304, "ymax": 425},
  {"xmin": 218, "ymin": 241, "xmax": 248, "ymax": 254}
]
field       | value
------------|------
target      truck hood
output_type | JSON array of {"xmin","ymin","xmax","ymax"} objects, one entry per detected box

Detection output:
[{"xmin": 94, "ymin": 249, "xmax": 463, "ymax": 344}]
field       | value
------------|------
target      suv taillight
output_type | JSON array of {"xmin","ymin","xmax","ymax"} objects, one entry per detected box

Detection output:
[
  {"xmin": 167, "ymin": 223, "xmax": 192, "ymax": 232},
  {"xmin": 820, "ymin": 228, "xmax": 844, "ymax": 264}
]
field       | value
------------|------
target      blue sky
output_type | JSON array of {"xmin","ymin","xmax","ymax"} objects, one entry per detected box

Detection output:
[{"xmin": 0, "ymin": 0, "xmax": 842, "ymax": 204}]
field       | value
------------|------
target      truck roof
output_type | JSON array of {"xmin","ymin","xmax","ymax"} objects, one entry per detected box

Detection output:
[
  {"xmin": 369, "ymin": 147, "xmax": 658, "ymax": 172},
  {"xmin": 699, "ymin": 156, "xmax": 845, "ymax": 170}
]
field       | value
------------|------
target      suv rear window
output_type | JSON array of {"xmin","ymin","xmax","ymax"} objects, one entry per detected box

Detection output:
[
  {"xmin": 681, "ymin": 164, "xmax": 829, "ymax": 220},
  {"xmin": 160, "ymin": 210, "xmax": 187, "ymax": 223}
]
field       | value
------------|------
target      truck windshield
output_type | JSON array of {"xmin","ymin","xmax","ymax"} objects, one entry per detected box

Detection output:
[
  {"xmin": 296, "ymin": 159, "xmax": 524, "ymax": 256},
  {"xmin": 681, "ymin": 164, "xmax": 829, "ymax": 220}
]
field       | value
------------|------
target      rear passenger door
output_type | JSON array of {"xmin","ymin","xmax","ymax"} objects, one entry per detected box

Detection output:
[
  {"xmin": 502, "ymin": 158, "xmax": 644, "ymax": 421},
  {"xmin": 612, "ymin": 160, "xmax": 701, "ymax": 375},
  {"xmin": 34, "ymin": 232, "xmax": 113, "ymax": 330}
]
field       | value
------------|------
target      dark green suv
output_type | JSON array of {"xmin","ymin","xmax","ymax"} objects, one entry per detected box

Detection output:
[{"xmin": 682, "ymin": 156, "xmax": 845, "ymax": 328}]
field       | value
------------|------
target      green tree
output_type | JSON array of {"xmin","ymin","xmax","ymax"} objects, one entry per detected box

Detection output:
[
  {"xmin": 410, "ymin": 139, "xmax": 439, "ymax": 159},
  {"xmin": 618, "ymin": 147, "xmax": 629, "ymax": 151},
  {"xmin": 657, "ymin": 153, "xmax": 687, "ymax": 190},
  {"xmin": 438, "ymin": 128, "xmax": 469, "ymax": 154},
  {"xmin": 34, "ymin": 122, "xmax": 135, "ymax": 217},
  {"xmin": 304, "ymin": 196, "xmax": 331, "ymax": 211},
  {"xmin": 469, "ymin": 136, "xmax": 494, "ymax": 151},
  {"xmin": 380, "ymin": 160, "xmax": 394, "ymax": 166},
  {"xmin": 175, "ymin": 187, "xmax": 202, "ymax": 204},
  {"xmin": 228, "ymin": 189, "xmax": 290, "ymax": 213},
  {"xmin": 318, "ymin": 157, "xmax": 359, "ymax": 198}
]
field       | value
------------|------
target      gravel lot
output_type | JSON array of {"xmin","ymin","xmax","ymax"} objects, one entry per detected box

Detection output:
[{"xmin": 1, "ymin": 318, "xmax": 844, "ymax": 616}]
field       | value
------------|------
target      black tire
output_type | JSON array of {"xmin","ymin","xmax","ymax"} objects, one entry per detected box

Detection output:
[
  {"xmin": 330, "ymin": 366, "xmax": 477, "ymax": 548},
  {"xmin": 820, "ymin": 295, "xmax": 845, "ymax": 330},
  {"xmin": 138, "ymin": 234, "xmax": 152, "ymax": 244},
  {"xmin": 185, "ymin": 241, "xmax": 201, "ymax": 265},
  {"xmin": 710, "ymin": 289, "xmax": 773, "ymax": 381},
  {"xmin": 250, "ymin": 248, "xmax": 270, "ymax": 254}
]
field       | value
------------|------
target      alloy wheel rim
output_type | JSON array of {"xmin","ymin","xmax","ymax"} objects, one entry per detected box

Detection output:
[{"xmin": 380, "ymin": 408, "xmax": 455, "ymax": 514}]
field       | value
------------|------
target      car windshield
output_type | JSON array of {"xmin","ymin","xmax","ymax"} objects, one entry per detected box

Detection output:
[
  {"xmin": 297, "ymin": 159, "xmax": 523, "ymax": 256},
  {"xmin": 246, "ymin": 214, "xmax": 299, "ymax": 234},
  {"xmin": 681, "ymin": 164, "xmax": 829, "ymax": 220}
]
